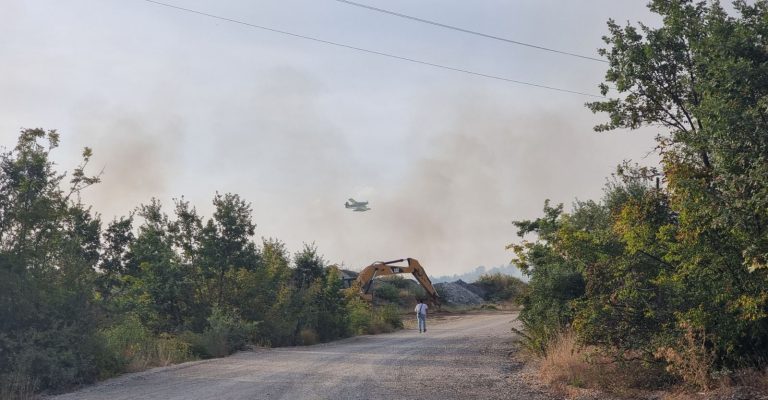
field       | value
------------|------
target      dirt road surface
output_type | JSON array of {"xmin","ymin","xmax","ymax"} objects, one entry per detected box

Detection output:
[{"xmin": 52, "ymin": 312, "xmax": 556, "ymax": 400}]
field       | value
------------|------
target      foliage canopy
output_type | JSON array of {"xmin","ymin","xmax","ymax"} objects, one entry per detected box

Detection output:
[
  {"xmin": 0, "ymin": 129, "xmax": 397, "ymax": 395},
  {"xmin": 516, "ymin": 0, "xmax": 768, "ymax": 388}
]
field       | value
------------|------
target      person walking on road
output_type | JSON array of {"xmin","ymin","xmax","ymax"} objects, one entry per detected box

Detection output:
[{"xmin": 415, "ymin": 299, "xmax": 428, "ymax": 333}]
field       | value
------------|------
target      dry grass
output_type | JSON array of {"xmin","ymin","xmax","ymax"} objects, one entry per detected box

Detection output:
[
  {"xmin": 535, "ymin": 330, "xmax": 768, "ymax": 400},
  {"xmin": 487, "ymin": 301, "xmax": 522, "ymax": 311},
  {"xmin": 539, "ymin": 330, "xmax": 609, "ymax": 390},
  {"xmin": 654, "ymin": 322, "xmax": 714, "ymax": 391},
  {"xmin": 716, "ymin": 369, "xmax": 768, "ymax": 391},
  {"xmin": 661, "ymin": 373, "xmax": 768, "ymax": 400},
  {"xmin": 537, "ymin": 330, "xmax": 670, "ymax": 398},
  {"xmin": 123, "ymin": 334, "xmax": 194, "ymax": 372},
  {"xmin": 155, "ymin": 334, "xmax": 194, "ymax": 367},
  {"xmin": 0, "ymin": 374, "xmax": 39, "ymax": 400},
  {"xmin": 402, "ymin": 318, "xmax": 418, "ymax": 330},
  {"xmin": 298, "ymin": 328, "xmax": 319, "ymax": 345}
]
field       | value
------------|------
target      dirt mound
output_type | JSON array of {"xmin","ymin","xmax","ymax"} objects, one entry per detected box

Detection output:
[
  {"xmin": 455, "ymin": 279, "xmax": 487, "ymax": 299},
  {"xmin": 435, "ymin": 281, "xmax": 484, "ymax": 305}
]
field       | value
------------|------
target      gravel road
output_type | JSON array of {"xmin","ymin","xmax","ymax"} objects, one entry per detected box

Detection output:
[{"xmin": 51, "ymin": 312, "xmax": 556, "ymax": 400}]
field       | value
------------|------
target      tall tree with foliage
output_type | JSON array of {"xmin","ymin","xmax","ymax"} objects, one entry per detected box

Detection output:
[
  {"xmin": 123, "ymin": 200, "xmax": 197, "ymax": 332},
  {"xmin": 97, "ymin": 215, "xmax": 135, "ymax": 302},
  {"xmin": 588, "ymin": 0, "xmax": 768, "ymax": 269},
  {"xmin": 198, "ymin": 193, "xmax": 260, "ymax": 307},
  {"xmin": 293, "ymin": 243, "xmax": 325, "ymax": 288},
  {"xmin": 586, "ymin": 0, "xmax": 768, "ymax": 370},
  {"xmin": 0, "ymin": 129, "xmax": 103, "ymax": 390},
  {"xmin": 509, "ymin": 201, "xmax": 586, "ymax": 354},
  {"xmin": 514, "ymin": 2, "xmax": 768, "ymax": 389}
]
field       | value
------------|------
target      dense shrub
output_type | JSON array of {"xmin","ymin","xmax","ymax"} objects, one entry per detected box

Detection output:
[
  {"xmin": 298, "ymin": 329, "xmax": 319, "ymax": 346},
  {"xmin": 154, "ymin": 334, "xmax": 193, "ymax": 367},
  {"xmin": 373, "ymin": 282, "xmax": 400, "ymax": 303},
  {"xmin": 1, "ymin": 325, "xmax": 102, "ymax": 392},
  {"xmin": 97, "ymin": 315, "xmax": 152, "ymax": 373},
  {"xmin": 408, "ymin": 286, "xmax": 427, "ymax": 302},
  {"xmin": 0, "ymin": 372, "xmax": 38, "ymax": 400},
  {"xmin": 346, "ymin": 296, "xmax": 374, "ymax": 335},
  {"xmin": 383, "ymin": 275, "xmax": 412, "ymax": 289},
  {"xmin": 474, "ymin": 273, "xmax": 526, "ymax": 302},
  {"xmin": 515, "ymin": 179, "xmax": 768, "ymax": 389},
  {"xmin": 198, "ymin": 307, "xmax": 258, "ymax": 357},
  {"xmin": 345, "ymin": 296, "xmax": 402, "ymax": 335},
  {"xmin": 96, "ymin": 315, "xmax": 194, "ymax": 374},
  {"xmin": 375, "ymin": 304, "xmax": 404, "ymax": 331}
]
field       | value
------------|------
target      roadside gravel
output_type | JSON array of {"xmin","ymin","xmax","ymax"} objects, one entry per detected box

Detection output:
[{"xmin": 50, "ymin": 312, "xmax": 558, "ymax": 400}]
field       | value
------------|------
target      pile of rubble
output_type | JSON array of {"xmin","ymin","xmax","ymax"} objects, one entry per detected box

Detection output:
[{"xmin": 434, "ymin": 280, "xmax": 485, "ymax": 306}]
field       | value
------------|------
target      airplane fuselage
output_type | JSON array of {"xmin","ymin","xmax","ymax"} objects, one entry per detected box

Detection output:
[{"xmin": 345, "ymin": 198, "xmax": 368, "ymax": 208}]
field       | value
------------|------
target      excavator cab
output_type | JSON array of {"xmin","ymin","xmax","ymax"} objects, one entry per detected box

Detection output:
[{"xmin": 355, "ymin": 258, "xmax": 440, "ymax": 308}]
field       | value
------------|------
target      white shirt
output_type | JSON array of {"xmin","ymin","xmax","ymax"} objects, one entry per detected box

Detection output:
[{"xmin": 415, "ymin": 303, "xmax": 428, "ymax": 316}]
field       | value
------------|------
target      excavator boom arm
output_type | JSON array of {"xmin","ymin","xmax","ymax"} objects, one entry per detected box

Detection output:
[
  {"xmin": 355, "ymin": 258, "xmax": 440, "ymax": 306},
  {"xmin": 405, "ymin": 258, "xmax": 440, "ymax": 304}
]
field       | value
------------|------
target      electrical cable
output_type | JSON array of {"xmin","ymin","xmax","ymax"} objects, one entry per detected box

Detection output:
[
  {"xmin": 140, "ymin": 0, "xmax": 603, "ymax": 98},
  {"xmin": 334, "ymin": 0, "xmax": 607, "ymax": 63}
]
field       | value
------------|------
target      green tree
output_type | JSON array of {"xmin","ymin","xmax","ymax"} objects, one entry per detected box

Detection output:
[
  {"xmin": 119, "ymin": 200, "xmax": 194, "ymax": 332},
  {"xmin": 573, "ymin": 178, "xmax": 677, "ymax": 362},
  {"xmin": 586, "ymin": 0, "xmax": 768, "ymax": 371},
  {"xmin": 198, "ymin": 193, "xmax": 260, "ymax": 307},
  {"xmin": 511, "ymin": 178, "xmax": 677, "ymax": 359},
  {"xmin": 587, "ymin": 0, "xmax": 768, "ymax": 268},
  {"xmin": 313, "ymin": 266, "xmax": 350, "ymax": 341},
  {"xmin": 166, "ymin": 198, "xmax": 209, "ymax": 332},
  {"xmin": 97, "ymin": 215, "xmax": 135, "ymax": 302},
  {"xmin": 0, "ymin": 128, "xmax": 103, "ymax": 390},
  {"xmin": 509, "ymin": 201, "xmax": 585, "ymax": 354},
  {"xmin": 293, "ymin": 243, "xmax": 325, "ymax": 289},
  {"xmin": 254, "ymin": 238, "xmax": 296, "ymax": 345}
]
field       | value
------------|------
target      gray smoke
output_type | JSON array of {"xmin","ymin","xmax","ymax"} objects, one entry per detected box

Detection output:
[
  {"xmin": 275, "ymin": 88, "xmax": 655, "ymax": 274},
  {"xmin": 73, "ymin": 103, "xmax": 184, "ymax": 219},
  {"xmin": 66, "ymin": 78, "xmax": 654, "ymax": 277}
]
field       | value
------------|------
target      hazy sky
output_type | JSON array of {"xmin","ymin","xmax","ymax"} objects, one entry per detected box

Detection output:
[{"xmin": 1, "ymin": 0, "xmax": 661, "ymax": 275}]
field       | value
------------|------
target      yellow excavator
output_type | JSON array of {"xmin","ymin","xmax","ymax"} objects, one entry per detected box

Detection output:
[{"xmin": 354, "ymin": 258, "xmax": 440, "ymax": 307}]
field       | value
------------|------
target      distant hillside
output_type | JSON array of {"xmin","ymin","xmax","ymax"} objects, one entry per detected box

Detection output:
[{"xmin": 430, "ymin": 264, "xmax": 524, "ymax": 283}]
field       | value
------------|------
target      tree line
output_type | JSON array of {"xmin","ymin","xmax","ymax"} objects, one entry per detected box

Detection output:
[
  {"xmin": 0, "ymin": 129, "xmax": 398, "ymax": 396},
  {"xmin": 513, "ymin": 0, "xmax": 768, "ymax": 390}
]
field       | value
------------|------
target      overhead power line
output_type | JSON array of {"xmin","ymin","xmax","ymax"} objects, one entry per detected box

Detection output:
[
  {"xmin": 334, "ymin": 0, "xmax": 607, "ymax": 63},
  {"xmin": 139, "ymin": 0, "xmax": 602, "ymax": 98}
]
